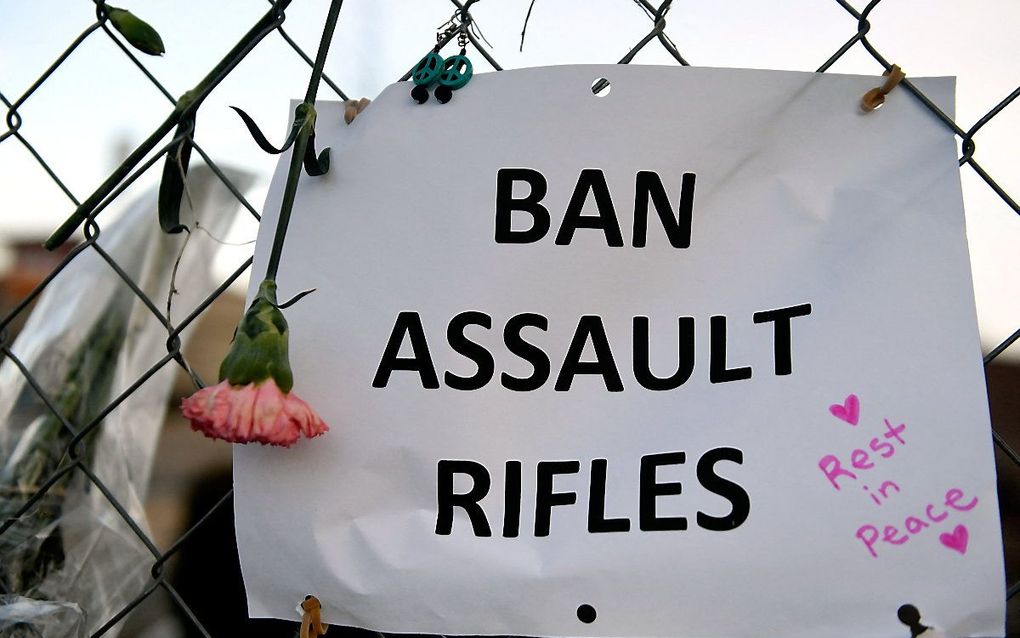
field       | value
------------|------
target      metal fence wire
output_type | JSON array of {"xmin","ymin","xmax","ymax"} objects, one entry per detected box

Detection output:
[{"xmin": 1, "ymin": 0, "xmax": 1019, "ymax": 636}]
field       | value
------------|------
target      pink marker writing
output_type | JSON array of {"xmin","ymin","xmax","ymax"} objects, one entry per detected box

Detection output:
[
  {"xmin": 855, "ymin": 487, "xmax": 978, "ymax": 558},
  {"xmin": 819, "ymin": 418, "xmax": 907, "ymax": 490}
]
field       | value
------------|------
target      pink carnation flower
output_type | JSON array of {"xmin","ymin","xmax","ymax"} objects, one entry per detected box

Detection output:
[
  {"xmin": 180, "ymin": 279, "xmax": 330, "ymax": 448},
  {"xmin": 182, "ymin": 378, "xmax": 328, "ymax": 447}
]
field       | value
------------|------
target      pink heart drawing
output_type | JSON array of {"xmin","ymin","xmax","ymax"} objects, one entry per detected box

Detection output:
[
  {"xmin": 829, "ymin": 394, "xmax": 860, "ymax": 425},
  {"xmin": 940, "ymin": 524, "xmax": 969, "ymax": 555}
]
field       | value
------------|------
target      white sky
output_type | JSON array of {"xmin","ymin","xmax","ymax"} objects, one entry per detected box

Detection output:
[{"xmin": 0, "ymin": 0, "xmax": 1017, "ymax": 358}]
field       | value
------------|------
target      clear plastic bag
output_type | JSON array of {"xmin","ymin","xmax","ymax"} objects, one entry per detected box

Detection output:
[
  {"xmin": 0, "ymin": 596, "xmax": 85, "ymax": 638},
  {"xmin": 0, "ymin": 166, "xmax": 253, "ymax": 637}
]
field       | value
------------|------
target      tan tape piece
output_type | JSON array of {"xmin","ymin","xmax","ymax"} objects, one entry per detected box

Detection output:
[
  {"xmin": 300, "ymin": 596, "xmax": 329, "ymax": 638},
  {"xmin": 344, "ymin": 97, "xmax": 372, "ymax": 124},
  {"xmin": 861, "ymin": 64, "xmax": 905, "ymax": 112}
]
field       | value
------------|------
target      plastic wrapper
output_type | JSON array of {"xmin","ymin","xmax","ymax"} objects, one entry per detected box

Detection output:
[
  {"xmin": 0, "ymin": 597, "xmax": 84, "ymax": 638},
  {"xmin": 0, "ymin": 166, "xmax": 253, "ymax": 637}
]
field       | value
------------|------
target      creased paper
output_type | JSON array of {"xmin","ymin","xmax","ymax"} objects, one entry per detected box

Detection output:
[{"xmin": 235, "ymin": 66, "xmax": 1004, "ymax": 638}]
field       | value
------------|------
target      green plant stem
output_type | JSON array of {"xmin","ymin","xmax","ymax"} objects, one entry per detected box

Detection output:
[
  {"xmin": 44, "ymin": 0, "xmax": 296, "ymax": 250},
  {"xmin": 304, "ymin": 0, "xmax": 344, "ymax": 104},
  {"xmin": 265, "ymin": 118, "xmax": 311, "ymax": 282},
  {"xmin": 264, "ymin": 0, "xmax": 344, "ymax": 281}
]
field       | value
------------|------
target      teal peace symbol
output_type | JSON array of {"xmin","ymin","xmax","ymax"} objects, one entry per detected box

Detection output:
[
  {"xmin": 438, "ymin": 55, "xmax": 473, "ymax": 90},
  {"xmin": 412, "ymin": 52, "xmax": 444, "ymax": 86}
]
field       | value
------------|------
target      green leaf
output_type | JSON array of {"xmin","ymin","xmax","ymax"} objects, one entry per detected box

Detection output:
[
  {"xmin": 106, "ymin": 6, "xmax": 165, "ymax": 56},
  {"xmin": 230, "ymin": 106, "xmax": 300, "ymax": 154},
  {"xmin": 295, "ymin": 105, "xmax": 330, "ymax": 177},
  {"xmin": 303, "ymin": 132, "xmax": 330, "ymax": 176},
  {"xmin": 157, "ymin": 115, "xmax": 194, "ymax": 234},
  {"xmin": 218, "ymin": 280, "xmax": 294, "ymax": 392}
]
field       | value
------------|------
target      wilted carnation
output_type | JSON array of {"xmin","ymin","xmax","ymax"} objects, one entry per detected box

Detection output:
[
  {"xmin": 180, "ymin": 279, "xmax": 329, "ymax": 447},
  {"xmin": 182, "ymin": 378, "xmax": 327, "ymax": 447}
]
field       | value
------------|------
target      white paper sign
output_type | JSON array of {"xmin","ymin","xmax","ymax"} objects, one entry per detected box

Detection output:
[{"xmin": 235, "ymin": 66, "xmax": 1005, "ymax": 638}]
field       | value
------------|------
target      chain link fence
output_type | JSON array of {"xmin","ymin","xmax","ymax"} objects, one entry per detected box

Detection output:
[{"xmin": 1, "ymin": 0, "xmax": 1018, "ymax": 636}]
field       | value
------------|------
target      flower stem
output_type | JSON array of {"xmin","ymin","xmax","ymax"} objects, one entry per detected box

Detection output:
[
  {"xmin": 45, "ymin": 0, "xmax": 295, "ymax": 250},
  {"xmin": 265, "ymin": 119, "xmax": 310, "ymax": 282},
  {"xmin": 304, "ymin": 0, "xmax": 344, "ymax": 105},
  {"xmin": 264, "ymin": 0, "xmax": 344, "ymax": 281}
]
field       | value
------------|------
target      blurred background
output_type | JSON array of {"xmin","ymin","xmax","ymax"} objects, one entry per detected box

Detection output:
[{"xmin": 1, "ymin": 0, "xmax": 1018, "ymax": 636}]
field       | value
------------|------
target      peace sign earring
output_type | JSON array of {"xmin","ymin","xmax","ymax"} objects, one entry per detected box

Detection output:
[
  {"xmin": 434, "ymin": 48, "xmax": 473, "ymax": 104},
  {"xmin": 410, "ymin": 46, "xmax": 444, "ymax": 104}
]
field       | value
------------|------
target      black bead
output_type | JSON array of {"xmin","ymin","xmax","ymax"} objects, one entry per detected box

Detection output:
[
  {"xmin": 411, "ymin": 85, "xmax": 429, "ymax": 104},
  {"xmin": 434, "ymin": 85, "xmax": 453, "ymax": 104}
]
